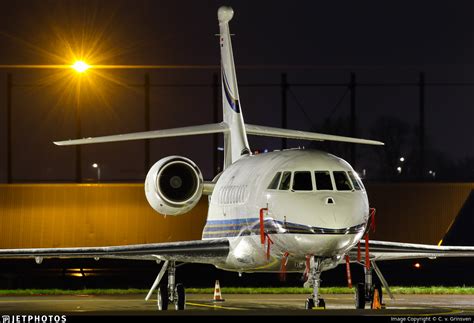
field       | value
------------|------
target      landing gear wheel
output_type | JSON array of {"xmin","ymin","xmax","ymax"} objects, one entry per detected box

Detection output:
[
  {"xmin": 157, "ymin": 283, "xmax": 169, "ymax": 311},
  {"xmin": 175, "ymin": 283, "xmax": 186, "ymax": 310},
  {"xmin": 317, "ymin": 298, "xmax": 326, "ymax": 309},
  {"xmin": 305, "ymin": 298, "xmax": 315, "ymax": 310},
  {"xmin": 355, "ymin": 283, "xmax": 365, "ymax": 309}
]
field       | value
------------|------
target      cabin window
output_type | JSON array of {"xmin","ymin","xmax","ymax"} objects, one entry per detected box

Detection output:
[
  {"xmin": 279, "ymin": 171, "xmax": 292, "ymax": 190},
  {"xmin": 218, "ymin": 185, "xmax": 248, "ymax": 205},
  {"xmin": 267, "ymin": 172, "xmax": 282, "ymax": 190},
  {"xmin": 348, "ymin": 171, "xmax": 362, "ymax": 190},
  {"xmin": 315, "ymin": 171, "xmax": 333, "ymax": 190},
  {"xmin": 292, "ymin": 171, "xmax": 313, "ymax": 191},
  {"xmin": 333, "ymin": 171, "xmax": 353, "ymax": 191}
]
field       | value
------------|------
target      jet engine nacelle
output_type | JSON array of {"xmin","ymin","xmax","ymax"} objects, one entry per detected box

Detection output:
[{"xmin": 145, "ymin": 156, "xmax": 203, "ymax": 216}]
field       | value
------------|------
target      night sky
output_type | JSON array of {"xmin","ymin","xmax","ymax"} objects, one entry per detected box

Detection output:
[{"xmin": 0, "ymin": 0, "xmax": 474, "ymax": 182}]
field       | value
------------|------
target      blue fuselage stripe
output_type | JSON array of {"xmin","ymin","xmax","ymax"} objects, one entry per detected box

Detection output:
[{"xmin": 202, "ymin": 218, "xmax": 366, "ymax": 238}]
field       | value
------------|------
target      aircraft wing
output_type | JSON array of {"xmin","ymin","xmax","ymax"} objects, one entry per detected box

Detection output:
[
  {"xmin": 350, "ymin": 240, "xmax": 474, "ymax": 262},
  {"xmin": 54, "ymin": 123, "xmax": 229, "ymax": 146},
  {"xmin": 0, "ymin": 239, "xmax": 230, "ymax": 264},
  {"xmin": 245, "ymin": 124, "xmax": 384, "ymax": 146}
]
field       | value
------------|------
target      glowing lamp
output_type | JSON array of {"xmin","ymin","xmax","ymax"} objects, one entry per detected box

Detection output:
[{"xmin": 72, "ymin": 61, "xmax": 90, "ymax": 73}]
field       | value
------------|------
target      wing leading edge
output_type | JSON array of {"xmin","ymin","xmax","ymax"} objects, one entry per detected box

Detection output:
[
  {"xmin": 0, "ymin": 239, "xmax": 230, "ymax": 264},
  {"xmin": 350, "ymin": 240, "xmax": 474, "ymax": 262}
]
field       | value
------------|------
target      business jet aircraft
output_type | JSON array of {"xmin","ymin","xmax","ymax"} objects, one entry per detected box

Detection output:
[{"xmin": 1, "ymin": 6, "xmax": 474, "ymax": 311}]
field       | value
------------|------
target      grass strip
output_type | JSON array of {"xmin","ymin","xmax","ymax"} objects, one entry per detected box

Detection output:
[{"xmin": 0, "ymin": 286, "xmax": 474, "ymax": 296}]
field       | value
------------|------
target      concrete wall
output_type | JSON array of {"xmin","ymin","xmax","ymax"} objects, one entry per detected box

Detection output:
[{"xmin": 0, "ymin": 183, "xmax": 472, "ymax": 248}]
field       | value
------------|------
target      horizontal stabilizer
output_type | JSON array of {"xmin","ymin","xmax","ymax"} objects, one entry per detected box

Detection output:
[
  {"xmin": 245, "ymin": 124, "xmax": 384, "ymax": 146},
  {"xmin": 54, "ymin": 122, "xmax": 383, "ymax": 147},
  {"xmin": 54, "ymin": 123, "xmax": 229, "ymax": 146}
]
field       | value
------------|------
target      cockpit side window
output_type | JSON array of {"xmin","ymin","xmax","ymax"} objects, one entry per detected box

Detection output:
[
  {"xmin": 267, "ymin": 172, "xmax": 282, "ymax": 190},
  {"xmin": 333, "ymin": 171, "xmax": 353, "ymax": 191},
  {"xmin": 348, "ymin": 171, "xmax": 362, "ymax": 190},
  {"xmin": 315, "ymin": 171, "xmax": 333, "ymax": 190},
  {"xmin": 279, "ymin": 171, "xmax": 292, "ymax": 190},
  {"xmin": 292, "ymin": 171, "xmax": 313, "ymax": 191}
]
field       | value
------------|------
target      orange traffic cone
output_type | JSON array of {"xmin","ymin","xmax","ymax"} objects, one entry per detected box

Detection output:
[
  {"xmin": 213, "ymin": 280, "xmax": 225, "ymax": 302},
  {"xmin": 371, "ymin": 289, "xmax": 382, "ymax": 309}
]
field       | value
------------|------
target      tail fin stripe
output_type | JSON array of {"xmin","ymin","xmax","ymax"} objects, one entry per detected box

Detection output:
[{"xmin": 222, "ymin": 70, "xmax": 240, "ymax": 113}]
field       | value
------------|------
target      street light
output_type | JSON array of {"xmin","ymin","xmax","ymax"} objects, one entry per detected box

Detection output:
[
  {"xmin": 92, "ymin": 163, "xmax": 101, "ymax": 182},
  {"xmin": 72, "ymin": 61, "xmax": 90, "ymax": 73},
  {"xmin": 70, "ymin": 60, "xmax": 91, "ymax": 182}
]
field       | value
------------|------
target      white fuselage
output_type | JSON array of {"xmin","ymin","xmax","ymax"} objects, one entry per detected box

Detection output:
[{"xmin": 204, "ymin": 149, "xmax": 369, "ymax": 273}]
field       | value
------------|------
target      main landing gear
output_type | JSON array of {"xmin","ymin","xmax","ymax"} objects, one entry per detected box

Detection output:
[
  {"xmin": 147, "ymin": 261, "xmax": 186, "ymax": 311},
  {"xmin": 354, "ymin": 265, "xmax": 383, "ymax": 309},
  {"xmin": 305, "ymin": 257, "xmax": 326, "ymax": 310}
]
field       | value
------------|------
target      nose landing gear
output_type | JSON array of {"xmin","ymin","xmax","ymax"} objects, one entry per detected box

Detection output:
[{"xmin": 304, "ymin": 257, "xmax": 326, "ymax": 310}]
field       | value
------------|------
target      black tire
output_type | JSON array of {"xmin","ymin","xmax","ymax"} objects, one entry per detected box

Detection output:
[
  {"xmin": 317, "ymin": 298, "xmax": 326, "ymax": 309},
  {"xmin": 175, "ymin": 283, "xmax": 186, "ymax": 310},
  {"xmin": 305, "ymin": 298, "xmax": 315, "ymax": 310},
  {"xmin": 157, "ymin": 283, "xmax": 169, "ymax": 311},
  {"xmin": 371, "ymin": 284, "xmax": 383, "ymax": 309},
  {"xmin": 355, "ymin": 283, "xmax": 365, "ymax": 309}
]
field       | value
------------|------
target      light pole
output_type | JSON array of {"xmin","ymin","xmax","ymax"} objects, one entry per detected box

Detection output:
[
  {"xmin": 92, "ymin": 163, "xmax": 101, "ymax": 182},
  {"xmin": 71, "ymin": 60, "xmax": 90, "ymax": 183},
  {"xmin": 6, "ymin": 73, "xmax": 12, "ymax": 183}
]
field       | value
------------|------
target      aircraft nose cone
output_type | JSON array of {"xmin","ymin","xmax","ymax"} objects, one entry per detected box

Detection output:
[{"xmin": 218, "ymin": 6, "xmax": 234, "ymax": 23}]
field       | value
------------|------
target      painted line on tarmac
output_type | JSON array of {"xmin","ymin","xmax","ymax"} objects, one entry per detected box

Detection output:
[{"xmin": 186, "ymin": 302, "xmax": 244, "ymax": 310}]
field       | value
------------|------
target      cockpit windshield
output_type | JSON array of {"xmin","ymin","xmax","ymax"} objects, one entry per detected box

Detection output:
[
  {"xmin": 348, "ymin": 171, "xmax": 365, "ymax": 191},
  {"xmin": 267, "ymin": 170, "xmax": 362, "ymax": 193},
  {"xmin": 267, "ymin": 172, "xmax": 282, "ymax": 190},
  {"xmin": 279, "ymin": 171, "xmax": 292, "ymax": 190},
  {"xmin": 315, "ymin": 171, "xmax": 333, "ymax": 190},
  {"xmin": 333, "ymin": 171, "xmax": 353, "ymax": 191},
  {"xmin": 292, "ymin": 171, "xmax": 313, "ymax": 191}
]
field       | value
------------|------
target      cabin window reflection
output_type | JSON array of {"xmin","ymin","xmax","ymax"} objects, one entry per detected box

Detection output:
[
  {"xmin": 292, "ymin": 171, "xmax": 313, "ymax": 191},
  {"xmin": 315, "ymin": 171, "xmax": 333, "ymax": 190},
  {"xmin": 279, "ymin": 171, "xmax": 292, "ymax": 190},
  {"xmin": 348, "ymin": 171, "xmax": 362, "ymax": 190},
  {"xmin": 267, "ymin": 172, "xmax": 282, "ymax": 190},
  {"xmin": 333, "ymin": 171, "xmax": 353, "ymax": 191}
]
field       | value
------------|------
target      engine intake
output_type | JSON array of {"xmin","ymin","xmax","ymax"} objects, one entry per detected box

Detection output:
[{"xmin": 145, "ymin": 156, "xmax": 203, "ymax": 216}]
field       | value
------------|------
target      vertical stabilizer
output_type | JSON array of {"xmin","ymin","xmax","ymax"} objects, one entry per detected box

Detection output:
[{"xmin": 218, "ymin": 6, "xmax": 251, "ymax": 169}]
